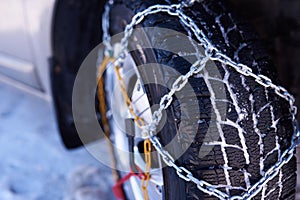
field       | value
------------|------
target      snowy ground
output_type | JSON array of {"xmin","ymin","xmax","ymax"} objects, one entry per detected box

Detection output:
[{"xmin": 0, "ymin": 80, "xmax": 115, "ymax": 200}]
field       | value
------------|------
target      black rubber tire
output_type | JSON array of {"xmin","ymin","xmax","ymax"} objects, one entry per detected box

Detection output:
[
  {"xmin": 52, "ymin": 0, "xmax": 105, "ymax": 149},
  {"xmin": 109, "ymin": 0, "xmax": 296, "ymax": 199}
]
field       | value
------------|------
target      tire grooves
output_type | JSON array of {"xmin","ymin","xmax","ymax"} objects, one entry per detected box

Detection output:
[{"xmin": 113, "ymin": 0, "xmax": 296, "ymax": 199}]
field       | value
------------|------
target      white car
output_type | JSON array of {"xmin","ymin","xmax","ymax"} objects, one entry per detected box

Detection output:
[
  {"xmin": 0, "ymin": 0, "xmax": 54, "ymax": 95},
  {"xmin": 0, "ymin": 0, "xmax": 106, "ymax": 148}
]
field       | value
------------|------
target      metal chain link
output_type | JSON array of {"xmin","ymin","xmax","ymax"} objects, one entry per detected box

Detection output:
[
  {"xmin": 102, "ymin": 0, "xmax": 114, "ymax": 56},
  {"xmin": 114, "ymin": 63, "xmax": 151, "ymax": 200},
  {"xmin": 114, "ymin": 66, "xmax": 145, "ymax": 128},
  {"xmin": 142, "ymin": 139, "xmax": 152, "ymax": 200},
  {"xmin": 101, "ymin": 1, "xmax": 300, "ymax": 199}
]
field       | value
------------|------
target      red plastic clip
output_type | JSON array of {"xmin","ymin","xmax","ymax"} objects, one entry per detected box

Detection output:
[{"xmin": 112, "ymin": 170, "xmax": 145, "ymax": 200}]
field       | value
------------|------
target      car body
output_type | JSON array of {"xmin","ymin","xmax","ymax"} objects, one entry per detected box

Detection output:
[{"xmin": 0, "ymin": 0, "xmax": 55, "ymax": 97}]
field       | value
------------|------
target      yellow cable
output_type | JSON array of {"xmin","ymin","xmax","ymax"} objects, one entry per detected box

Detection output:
[
  {"xmin": 97, "ymin": 56, "xmax": 119, "ymax": 182},
  {"xmin": 114, "ymin": 63, "xmax": 151, "ymax": 200}
]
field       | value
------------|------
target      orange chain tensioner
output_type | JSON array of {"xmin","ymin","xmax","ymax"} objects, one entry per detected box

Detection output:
[{"xmin": 97, "ymin": 55, "xmax": 151, "ymax": 200}]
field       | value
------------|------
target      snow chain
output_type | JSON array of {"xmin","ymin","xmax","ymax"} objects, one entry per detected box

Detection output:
[
  {"xmin": 99, "ymin": 0, "xmax": 300, "ymax": 199},
  {"xmin": 114, "ymin": 64, "xmax": 151, "ymax": 200},
  {"xmin": 97, "ymin": 56, "xmax": 120, "ymax": 182}
]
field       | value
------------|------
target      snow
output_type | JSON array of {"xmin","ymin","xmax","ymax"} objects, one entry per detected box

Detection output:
[{"xmin": 0, "ymin": 81, "xmax": 115, "ymax": 200}]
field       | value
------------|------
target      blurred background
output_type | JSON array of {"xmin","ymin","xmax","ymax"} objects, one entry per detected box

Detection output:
[
  {"xmin": 0, "ymin": 80, "xmax": 115, "ymax": 200},
  {"xmin": 0, "ymin": 0, "xmax": 299, "ymax": 200}
]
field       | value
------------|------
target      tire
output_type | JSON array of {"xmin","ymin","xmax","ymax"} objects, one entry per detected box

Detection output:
[
  {"xmin": 108, "ymin": 0, "xmax": 296, "ymax": 199},
  {"xmin": 51, "ymin": 0, "xmax": 105, "ymax": 149}
]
